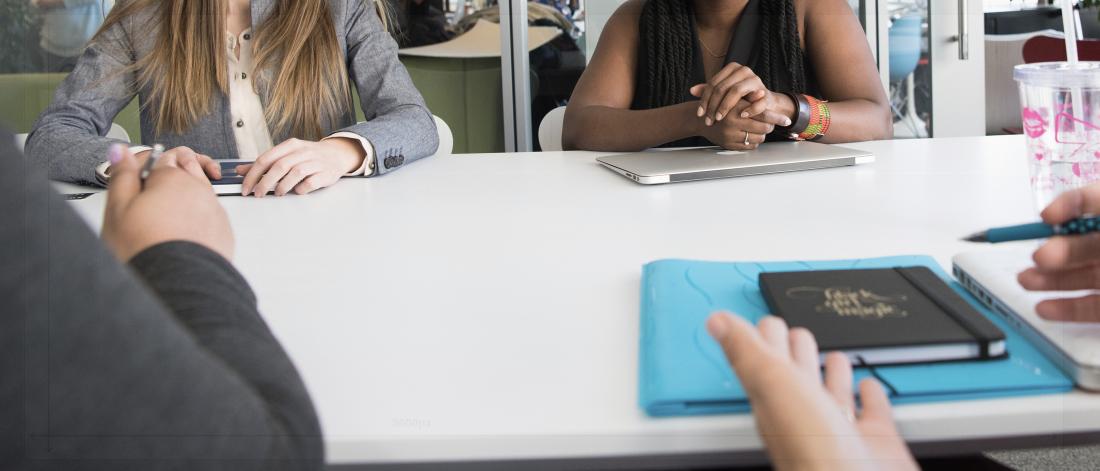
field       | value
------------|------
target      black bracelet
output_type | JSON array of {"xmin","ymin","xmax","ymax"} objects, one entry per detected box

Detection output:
[{"xmin": 781, "ymin": 92, "xmax": 811, "ymax": 136}]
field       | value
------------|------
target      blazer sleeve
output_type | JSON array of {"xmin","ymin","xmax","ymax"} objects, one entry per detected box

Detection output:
[
  {"xmin": 24, "ymin": 16, "xmax": 139, "ymax": 186},
  {"xmin": 340, "ymin": 0, "xmax": 439, "ymax": 175}
]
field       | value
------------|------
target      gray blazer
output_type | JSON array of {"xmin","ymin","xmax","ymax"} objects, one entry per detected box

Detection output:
[{"xmin": 26, "ymin": 0, "xmax": 439, "ymax": 186}]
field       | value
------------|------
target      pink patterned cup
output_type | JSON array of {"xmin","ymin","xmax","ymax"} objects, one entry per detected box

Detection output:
[{"xmin": 1015, "ymin": 62, "xmax": 1100, "ymax": 211}]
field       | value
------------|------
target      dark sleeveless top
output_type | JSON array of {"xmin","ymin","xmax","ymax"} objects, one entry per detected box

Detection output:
[{"xmin": 630, "ymin": 0, "xmax": 819, "ymax": 147}]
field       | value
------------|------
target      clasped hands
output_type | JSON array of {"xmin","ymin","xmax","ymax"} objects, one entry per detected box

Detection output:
[{"xmin": 689, "ymin": 63, "xmax": 797, "ymax": 151}]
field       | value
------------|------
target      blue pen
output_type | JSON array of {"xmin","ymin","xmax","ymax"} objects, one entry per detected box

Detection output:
[{"xmin": 963, "ymin": 215, "xmax": 1100, "ymax": 243}]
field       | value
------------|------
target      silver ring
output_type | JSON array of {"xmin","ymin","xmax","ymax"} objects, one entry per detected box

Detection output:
[{"xmin": 744, "ymin": 131, "xmax": 751, "ymax": 146}]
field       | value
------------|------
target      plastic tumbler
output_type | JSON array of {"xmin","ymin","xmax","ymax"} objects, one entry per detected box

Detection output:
[{"xmin": 1014, "ymin": 62, "xmax": 1100, "ymax": 211}]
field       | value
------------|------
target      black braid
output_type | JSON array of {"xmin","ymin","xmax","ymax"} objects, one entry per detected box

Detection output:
[
  {"xmin": 758, "ymin": 0, "xmax": 807, "ymax": 94},
  {"xmin": 639, "ymin": 0, "xmax": 693, "ymax": 109},
  {"xmin": 639, "ymin": 0, "xmax": 807, "ymax": 109}
]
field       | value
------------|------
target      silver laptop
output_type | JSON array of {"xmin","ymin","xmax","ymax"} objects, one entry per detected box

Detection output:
[
  {"xmin": 953, "ymin": 249, "xmax": 1100, "ymax": 390},
  {"xmin": 596, "ymin": 141, "xmax": 875, "ymax": 185}
]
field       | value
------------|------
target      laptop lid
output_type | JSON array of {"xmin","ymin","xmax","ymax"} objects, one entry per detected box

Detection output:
[{"xmin": 596, "ymin": 141, "xmax": 875, "ymax": 184}]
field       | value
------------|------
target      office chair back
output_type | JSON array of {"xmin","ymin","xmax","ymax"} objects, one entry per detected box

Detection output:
[
  {"xmin": 538, "ymin": 106, "xmax": 566, "ymax": 152},
  {"xmin": 1023, "ymin": 35, "xmax": 1100, "ymax": 63},
  {"xmin": 432, "ymin": 115, "xmax": 454, "ymax": 156}
]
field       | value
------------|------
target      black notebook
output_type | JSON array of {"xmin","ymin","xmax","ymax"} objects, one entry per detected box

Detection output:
[{"xmin": 759, "ymin": 266, "xmax": 1006, "ymax": 366}]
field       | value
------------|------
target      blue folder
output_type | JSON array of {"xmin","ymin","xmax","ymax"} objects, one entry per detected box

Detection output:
[{"xmin": 639, "ymin": 255, "xmax": 1073, "ymax": 417}]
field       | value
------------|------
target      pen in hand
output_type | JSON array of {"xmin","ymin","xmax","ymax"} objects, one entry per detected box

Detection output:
[
  {"xmin": 963, "ymin": 216, "xmax": 1100, "ymax": 243},
  {"xmin": 140, "ymin": 144, "xmax": 165, "ymax": 188}
]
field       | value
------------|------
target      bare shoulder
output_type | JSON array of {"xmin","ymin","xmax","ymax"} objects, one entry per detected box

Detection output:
[
  {"xmin": 606, "ymin": 0, "xmax": 646, "ymax": 35},
  {"xmin": 799, "ymin": 0, "xmax": 859, "ymax": 17}
]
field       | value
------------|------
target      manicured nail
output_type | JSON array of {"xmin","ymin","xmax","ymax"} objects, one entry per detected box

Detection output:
[
  {"xmin": 783, "ymin": 117, "xmax": 792, "ymax": 127},
  {"xmin": 697, "ymin": 106, "xmax": 705, "ymax": 117},
  {"xmin": 716, "ymin": 113, "xmax": 724, "ymax": 121},
  {"xmin": 740, "ymin": 112, "xmax": 749, "ymax": 118},
  {"xmin": 108, "ymin": 144, "xmax": 125, "ymax": 164},
  {"xmin": 705, "ymin": 117, "xmax": 713, "ymax": 126},
  {"xmin": 706, "ymin": 314, "xmax": 729, "ymax": 338}
]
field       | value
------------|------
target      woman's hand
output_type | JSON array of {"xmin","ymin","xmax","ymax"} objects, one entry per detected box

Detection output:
[
  {"xmin": 690, "ymin": 62, "xmax": 794, "ymax": 127},
  {"xmin": 116, "ymin": 146, "xmax": 222, "ymax": 182},
  {"xmin": 238, "ymin": 138, "xmax": 366, "ymax": 197},
  {"xmin": 695, "ymin": 104, "xmax": 776, "ymax": 151},
  {"xmin": 707, "ymin": 313, "xmax": 917, "ymax": 471},
  {"xmin": 1018, "ymin": 184, "xmax": 1100, "ymax": 321},
  {"xmin": 101, "ymin": 145, "xmax": 234, "ymax": 262}
]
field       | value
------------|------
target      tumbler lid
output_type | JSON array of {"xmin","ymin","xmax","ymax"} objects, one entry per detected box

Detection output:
[{"xmin": 1015, "ymin": 62, "xmax": 1100, "ymax": 88}]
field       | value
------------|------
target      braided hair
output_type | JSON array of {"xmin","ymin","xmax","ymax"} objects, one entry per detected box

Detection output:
[{"xmin": 638, "ymin": 0, "xmax": 807, "ymax": 109}]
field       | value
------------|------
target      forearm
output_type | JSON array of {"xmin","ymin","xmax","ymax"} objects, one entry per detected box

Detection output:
[
  {"xmin": 128, "ymin": 242, "xmax": 324, "ymax": 468},
  {"xmin": 815, "ymin": 98, "xmax": 893, "ymax": 144},
  {"xmin": 25, "ymin": 31, "xmax": 137, "ymax": 185},
  {"xmin": 563, "ymin": 102, "xmax": 701, "ymax": 152}
]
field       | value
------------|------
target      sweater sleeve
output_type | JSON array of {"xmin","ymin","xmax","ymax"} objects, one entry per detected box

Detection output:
[{"xmin": 2, "ymin": 128, "xmax": 323, "ymax": 470}]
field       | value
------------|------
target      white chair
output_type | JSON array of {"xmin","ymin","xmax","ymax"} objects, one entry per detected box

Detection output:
[
  {"xmin": 14, "ymin": 122, "xmax": 132, "ymax": 153},
  {"xmin": 538, "ymin": 106, "xmax": 567, "ymax": 152},
  {"xmin": 432, "ymin": 114, "xmax": 453, "ymax": 156}
]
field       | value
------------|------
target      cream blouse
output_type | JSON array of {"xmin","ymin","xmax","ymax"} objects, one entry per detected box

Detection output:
[{"xmin": 123, "ymin": 28, "xmax": 374, "ymax": 176}]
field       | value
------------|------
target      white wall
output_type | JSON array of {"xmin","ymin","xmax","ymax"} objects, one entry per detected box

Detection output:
[{"xmin": 583, "ymin": 0, "xmax": 628, "ymax": 61}]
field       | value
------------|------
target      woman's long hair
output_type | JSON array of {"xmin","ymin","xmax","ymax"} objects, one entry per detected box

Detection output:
[
  {"xmin": 94, "ymin": 0, "xmax": 391, "ymax": 140},
  {"xmin": 638, "ymin": 0, "xmax": 806, "ymax": 109}
]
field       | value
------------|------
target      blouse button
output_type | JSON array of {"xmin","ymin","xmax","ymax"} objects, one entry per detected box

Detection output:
[
  {"xmin": 236, "ymin": 120, "xmax": 245, "ymax": 128},
  {"xmin": 241, "ymin": 72, "xmax": 248, "ymax": 80},
  {"xmin": 243, "ymin": 33, "xmax": 251, "ymax": 41}
]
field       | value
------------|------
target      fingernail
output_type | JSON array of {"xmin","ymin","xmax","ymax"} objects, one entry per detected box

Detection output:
[
  {"xmin": 783, "ymin": 117, "xmax": 792, "ymax": 127},
  {"xmin": 109, "ymin": 144, "xmax": 125, "ymax": 164},
  {"xmin": 716, "ymin": 113, "xmax": 724, "ymax": 121},
  {"xmin": 706, "ymin": 314, "xmax": 729, "ymax": 338},
  {"xmin": 697, "ymin": 106, "xmax": 705, "ymax": 117},
  {"xmin": 740, "ymin": 112, "xmax": 749, "ymax": 118},
  {"xmin": 705, "ymin": 117, "xmax": 713, "ymax": 126}
]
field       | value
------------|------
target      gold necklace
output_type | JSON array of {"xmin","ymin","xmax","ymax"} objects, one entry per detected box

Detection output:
[{"xmin": 697, "ymin": 30, "xmax": 730, "ymax": 58}]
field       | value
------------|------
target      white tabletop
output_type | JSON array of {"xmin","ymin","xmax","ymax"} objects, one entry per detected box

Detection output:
[{"xmin": 64, "ymin": 136, "xmax": 1100, "ymax": 467}]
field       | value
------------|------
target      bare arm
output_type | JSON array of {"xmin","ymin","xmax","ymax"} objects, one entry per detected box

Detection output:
[
  {"xmin": 562, "ymin": 1, "xmax": 704, "ymax": 151},
  {"xmin": 803, "ymin": 0, "xmax": 892, "ymax": 143}
]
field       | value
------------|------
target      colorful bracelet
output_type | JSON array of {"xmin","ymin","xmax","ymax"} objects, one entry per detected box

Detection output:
[{"xmin": 795, "ymin": 95, "xmax": 831, "ymax": 141}]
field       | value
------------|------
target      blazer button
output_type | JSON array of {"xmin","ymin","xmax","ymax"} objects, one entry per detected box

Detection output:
[{"xmin": 236, "ymin": 120, "xmax": 244, "ymax": 128}]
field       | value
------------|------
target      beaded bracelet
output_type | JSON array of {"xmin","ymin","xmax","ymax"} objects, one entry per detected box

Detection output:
[{"xmin": 795, "ymin": 95, "xmax": 831, "ymax": 141}]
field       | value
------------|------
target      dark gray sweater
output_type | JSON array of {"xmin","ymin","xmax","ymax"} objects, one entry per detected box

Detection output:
[{"xmin": 0, "ymin": 129, "xmax": 324, "ymax": 470}]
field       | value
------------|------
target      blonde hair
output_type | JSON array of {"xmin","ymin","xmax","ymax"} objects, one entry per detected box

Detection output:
[{"xmin": 95, "ymin": 0, "xmax": 391, "ymax": 140}]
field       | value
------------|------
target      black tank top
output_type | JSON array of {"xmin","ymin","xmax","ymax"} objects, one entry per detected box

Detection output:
[{"xmin": 630, "ymin": 0, "xmax": 819, "ymax": 147}]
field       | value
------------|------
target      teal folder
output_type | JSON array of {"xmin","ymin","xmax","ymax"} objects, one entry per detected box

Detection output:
[{"xmin": 639, "ymin": 256, "xmax": 1073, "ymax": 417}]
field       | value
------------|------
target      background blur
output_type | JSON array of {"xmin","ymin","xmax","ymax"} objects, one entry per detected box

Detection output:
[{"xmin": 0, "ymin": 0, "xmax": 1090, "ymax": 152}]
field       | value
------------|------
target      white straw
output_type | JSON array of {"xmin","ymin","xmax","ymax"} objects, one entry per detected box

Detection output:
[
  {"xmin": 1062, "ymin": 0, "xmax": 1085, "ymax": 132},
  {"xmin": 1063, "ymin": 1, "xmax": 1080, "ymax": 65}
]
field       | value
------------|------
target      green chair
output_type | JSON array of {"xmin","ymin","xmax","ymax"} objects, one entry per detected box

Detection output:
[{"xmin": 0, "ymin": 73, "xmax": 142, "ymax": 144}]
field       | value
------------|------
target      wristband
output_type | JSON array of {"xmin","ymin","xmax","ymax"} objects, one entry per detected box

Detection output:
[
  {"xmin": 782, "ymin": 92, "xmax": 811, "ymax": 135},
  {"xmin": 797, "ymin": 95, "xmax": 831, "ymax": 141}
]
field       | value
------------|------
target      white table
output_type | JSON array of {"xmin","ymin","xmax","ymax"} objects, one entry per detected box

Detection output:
[{"xmin": 65, "ymin": 136, "xmax": 1100, "ymax": 468}]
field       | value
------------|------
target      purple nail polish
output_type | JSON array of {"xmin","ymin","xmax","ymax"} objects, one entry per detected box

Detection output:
[{"xmin": 108, "ymin": 144, "xmax": 125, "ymax": 164}]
